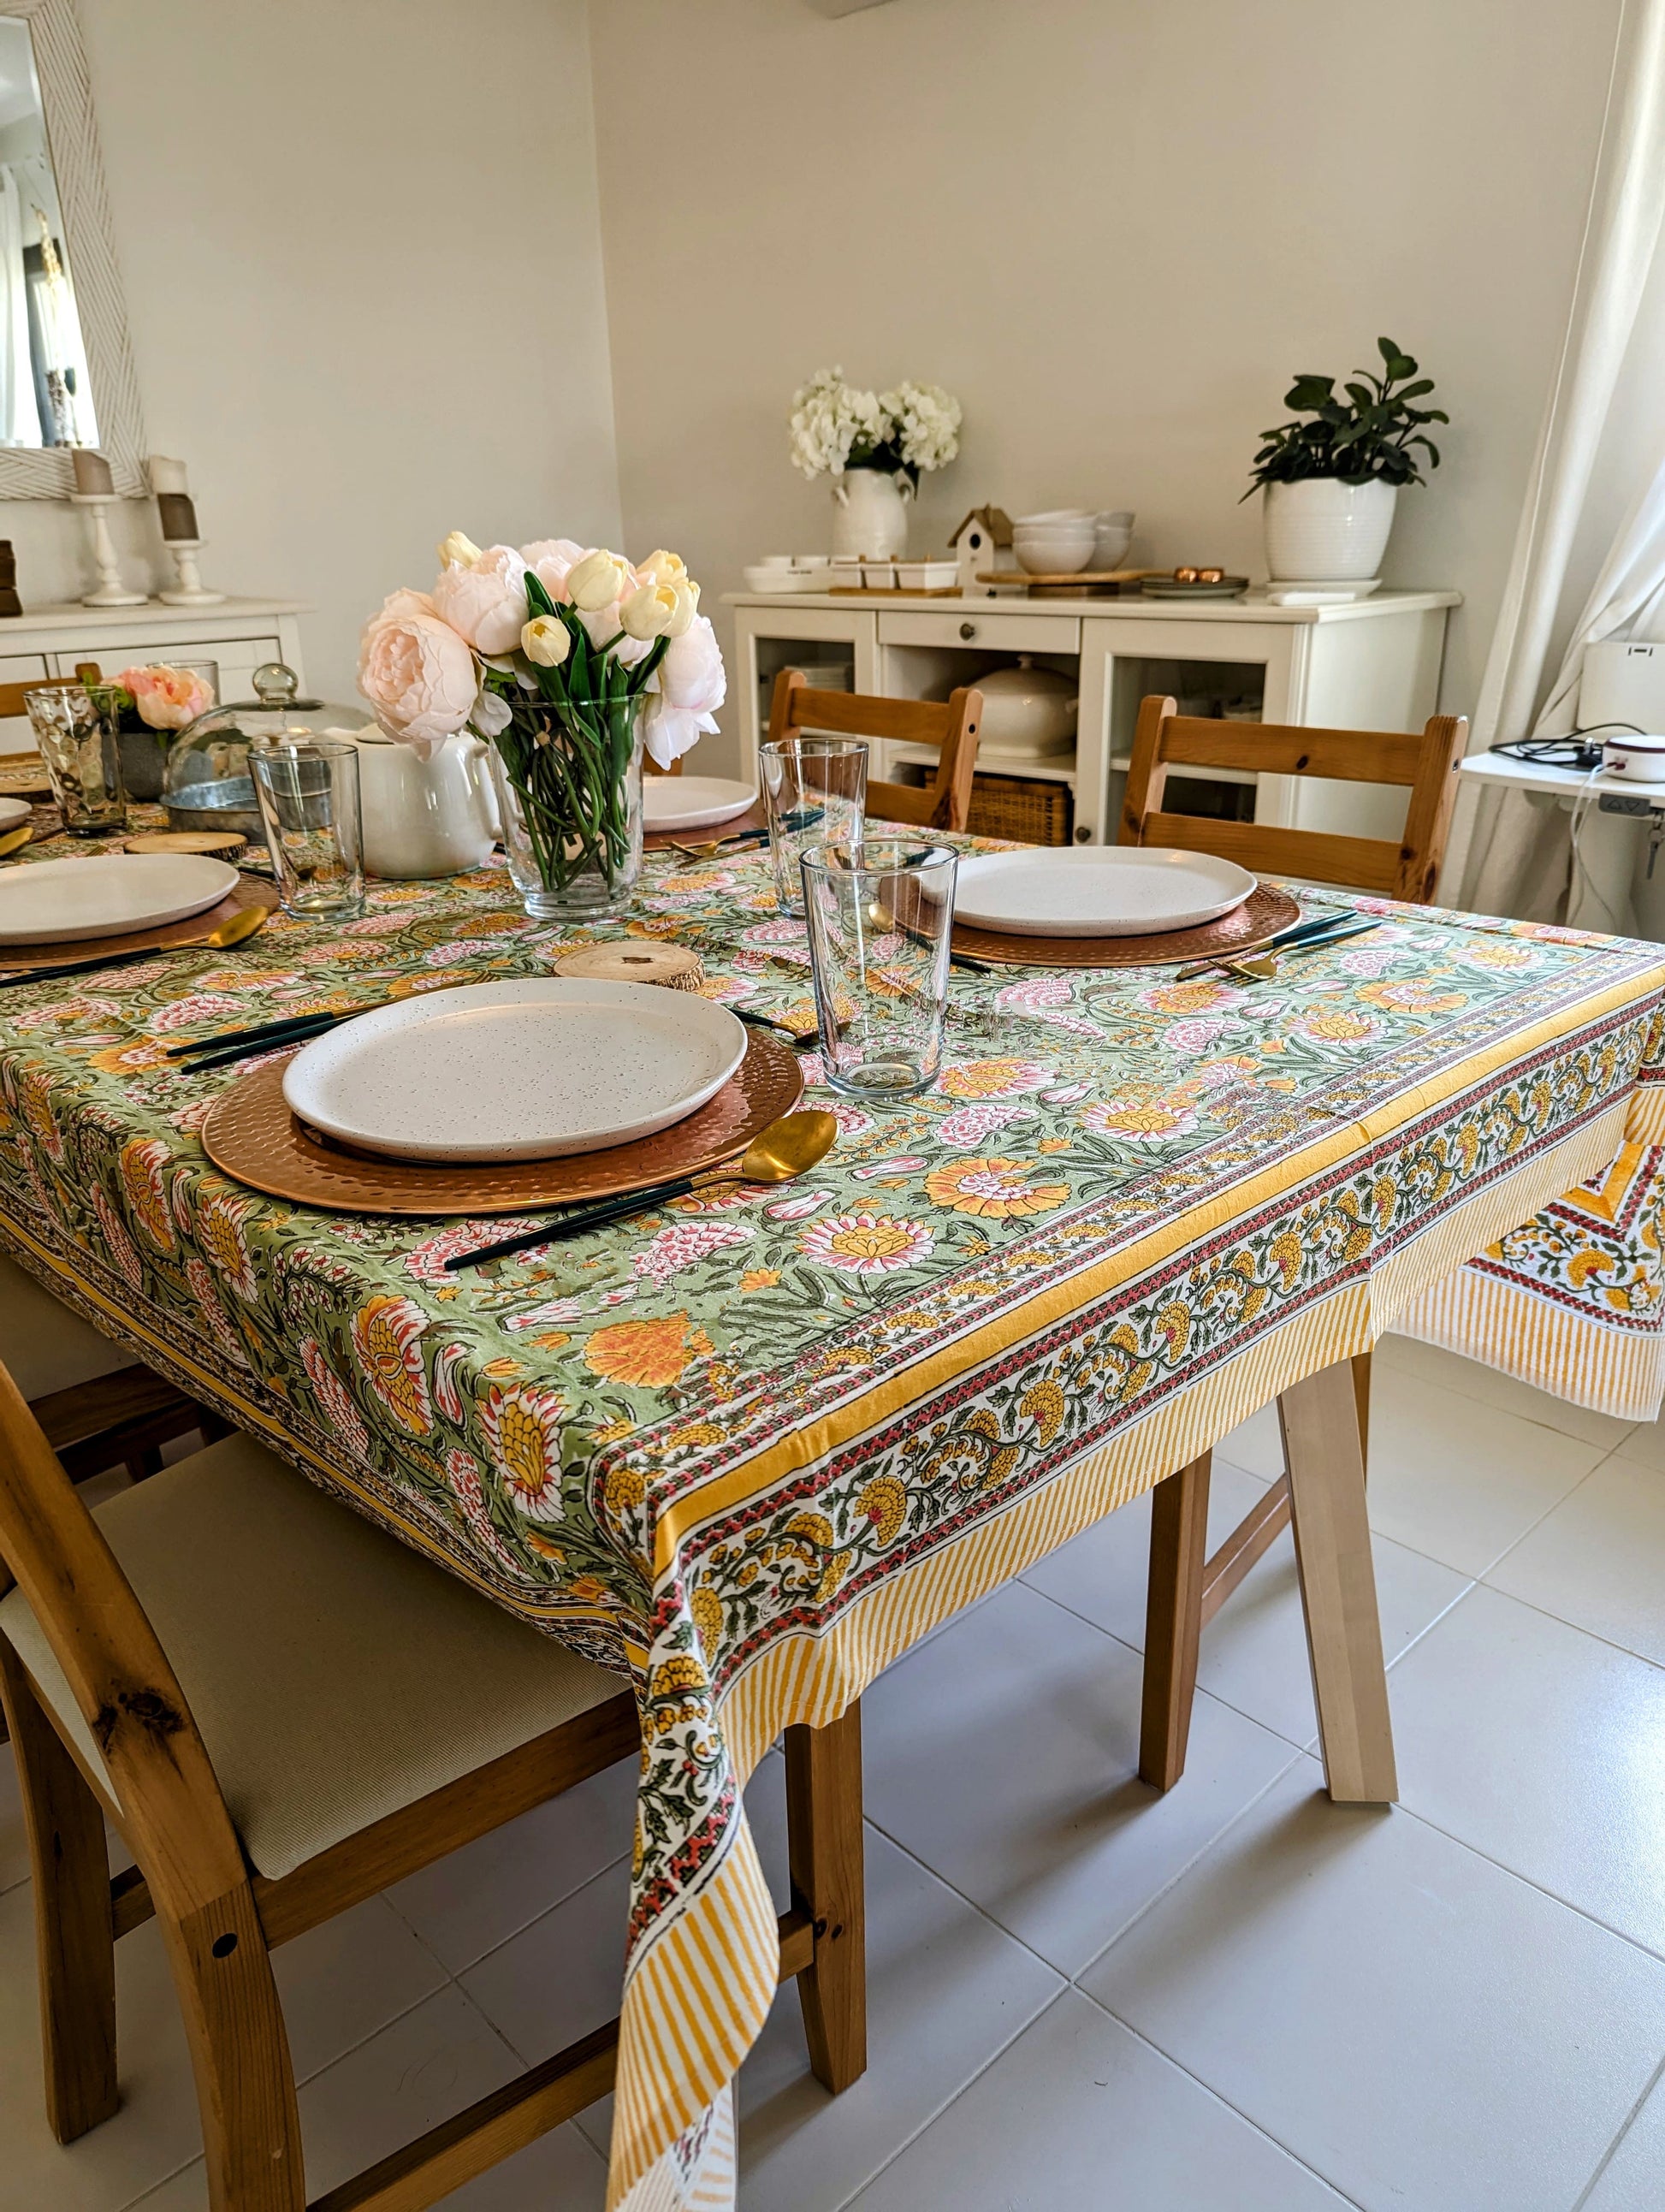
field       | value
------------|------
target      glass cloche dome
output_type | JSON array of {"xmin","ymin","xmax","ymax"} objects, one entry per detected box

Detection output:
[{"xmin": 162, "ymin": 662, "xmax": 366, "ymax": 842}]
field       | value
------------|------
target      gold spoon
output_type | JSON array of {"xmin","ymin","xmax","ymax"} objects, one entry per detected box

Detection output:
[
  {"xmin": 0, "ymin": 823, "xmax": 31, "ymax": 860},
  {"xmin": 190, "ymin": 902, "xmax": 269, "ymax": 951},
  {"xmin": 443, "ymin": 1110, "xmax": 840, "ymax": 1272}
]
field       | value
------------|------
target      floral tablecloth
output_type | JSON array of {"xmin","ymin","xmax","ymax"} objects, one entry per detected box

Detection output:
[{"xmin": 4, "ymin": 830, "xmax": 1665, "ymax": 2211}]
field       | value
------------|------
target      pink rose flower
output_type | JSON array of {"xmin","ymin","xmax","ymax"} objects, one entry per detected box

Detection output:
[
  {"xmin": 358, "ymin": 596, "xmax": 477, "ymax": 752},
  {"xmin": 430, "ymin": 543, "xmax": 530, "ymax": 655},
  {"xmin": 118, "ymin": 661, "xmax": 215, "ymax": 731},
  {"xmin": 642, "ymin": 614, "xmax": 726, "ymax": 767}
]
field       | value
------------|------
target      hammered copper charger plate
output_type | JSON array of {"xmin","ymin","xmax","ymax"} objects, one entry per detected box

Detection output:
[
  {"xmin": 0, "ymin": 873, "xmax": 279, "ymax": 968},
  {"xmin": 951, "ymin": 882, "xmax": 1301, "ymax": 968},
  {"xmin": 201, "ymin": 1026, "xmax": 806, "ymax": 1215},
  {"xmin": 644, "ymin": 798, "xmax": 767, "ymax": 851}
]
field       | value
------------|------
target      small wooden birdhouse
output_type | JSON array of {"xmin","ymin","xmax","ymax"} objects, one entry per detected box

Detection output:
[{"xmin": 950, "ymin": 507, "xmax": 1015, "ymax": 594}]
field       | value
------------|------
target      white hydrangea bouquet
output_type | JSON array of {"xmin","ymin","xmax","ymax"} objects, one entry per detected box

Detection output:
[
  {"xmin": 788, "ymin": 368, "xmax": 962, "ymax": 485},
  {"xmin": 358, "ymin": 532, "xmax": 725, "ymax": 921}
]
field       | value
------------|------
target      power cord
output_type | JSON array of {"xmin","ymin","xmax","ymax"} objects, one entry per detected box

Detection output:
[{"xmin": 1490, "ymin": 721, "xmax": 1644, "ymax": 769}]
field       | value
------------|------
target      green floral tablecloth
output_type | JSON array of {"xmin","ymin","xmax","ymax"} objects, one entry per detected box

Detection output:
[{"xmin": 4, "ymin": 827, "xmax": 1664, "ymax": 2210}]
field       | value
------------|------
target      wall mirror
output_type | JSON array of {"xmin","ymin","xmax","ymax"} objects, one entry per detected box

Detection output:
[{"xmin": 0, "ymin": 0, "xmax": 143, "ymax": 495}]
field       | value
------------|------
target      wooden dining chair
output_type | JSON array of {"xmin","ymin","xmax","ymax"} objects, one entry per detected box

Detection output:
[
  {"xmin": 767, "ymin": 668, "xmax": 984, "ymax": 832},
  {"xmin": 0, "ymin": 1361, "xmax": 866, "ymax": 2208},
  {"xmin": 1124, "ymin": 692, "xmax": 1467, "ymax": 1793},
  {"xmin": 1120, "ymin": 691, "xmax": 1468, "ymax": 904}
]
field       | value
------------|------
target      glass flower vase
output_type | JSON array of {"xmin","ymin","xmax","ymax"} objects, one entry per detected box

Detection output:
[{"xmin": 487, "ymin": 698, "xmax": 644, "ymax": 923}]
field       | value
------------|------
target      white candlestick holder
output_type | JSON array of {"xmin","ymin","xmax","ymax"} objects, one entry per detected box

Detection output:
[
  {"xmin": 158, "ymin": 538, "xmax": 225, "ymax": 607},
  {"xmin": 68, "ymin": 491, "xmax": 145, "ymax": 607}
]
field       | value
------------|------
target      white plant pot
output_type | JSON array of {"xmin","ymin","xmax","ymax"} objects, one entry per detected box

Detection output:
[
  {"xmin": 831, "ymin": 466, "xmax": 912, "ymax": 559},
  {"xmin": 1263, "ymin": 478, "xmax": 1397, "ymax": 582}
]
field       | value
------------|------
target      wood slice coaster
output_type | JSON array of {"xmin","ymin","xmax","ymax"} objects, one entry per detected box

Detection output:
[
  {"xmin": 951, "ymin": 882, "xmax": 1302, "ymax": 967},
  {"xmin": 200, "ymin": 1028, "xmax": 806, "ymax": 1217},
  {"xmin": 552, "ymin": 941, "xmax": 704, "ymax": 990},
  {"xmin": 0, "ymin": 873, "xmax": 279, "ymax": 969},
  {"xmin": 0, "ymin": 750, "xmax": 52, "ymax": 798},
  {"xmin": 124, "ymin": 830, "xmax": 248, "ymax": 860},
  {"xmin": 644, "ymin": 800, "xmax": 767, "ymax": 851}
]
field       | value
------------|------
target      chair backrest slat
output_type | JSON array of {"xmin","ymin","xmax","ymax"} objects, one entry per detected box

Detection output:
[
  {"xmin": 1120, "ymin": 694, "xmax": 1467, "ymax": 904},
  {"xmin": 766, "ymin": 669, "xmax": 984, "ymax": 833},
  {"xmin": 0, "ymin": 1359, "xmax": 245, "ymax": 1910}
]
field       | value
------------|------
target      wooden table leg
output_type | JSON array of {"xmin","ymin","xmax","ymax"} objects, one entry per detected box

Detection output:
[
  {"xmin": 1278, "ymin": 1357, "xmax": 1397, "ymax": 1804},
  {"xmin": 784, "ymin": 1701, "xmax": 866, "ymax": 2092},
  {"xmin": 1139, "ymin": 1450, "xmax": 1212, "ymax": 1791}
]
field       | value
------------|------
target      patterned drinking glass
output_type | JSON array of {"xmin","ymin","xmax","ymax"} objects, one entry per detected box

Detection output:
[
  {"xmin": 760, "ymin": 735, "xmax": 867, "ymax": 916},
  {"xmin": 24, "ymin": 682, "xmax": 127, "ymax": 833},
  {"xmin": 801, "ymin": 838, "xmax": 958, "ymax": 1100},
  {"xmin": 250, "ymin": 738, "xmax": 365, "ymax": 920}
]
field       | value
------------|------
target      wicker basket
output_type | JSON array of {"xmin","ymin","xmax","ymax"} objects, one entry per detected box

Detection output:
[{"xmin": 965, "ymin": 770, "xmax": 1074, "ymax": 847}]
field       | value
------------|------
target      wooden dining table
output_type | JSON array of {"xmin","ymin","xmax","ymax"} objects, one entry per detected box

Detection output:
[{"xmin": 4, "ymin": 820, "xmax": 1665, "ymax": 2212}]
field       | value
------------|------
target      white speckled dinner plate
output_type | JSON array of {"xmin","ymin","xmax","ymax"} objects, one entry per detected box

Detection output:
[
  {"xmin": 281, "ymin": 978, "xmax": 749, "ymax": 1164},
  {"xmin": 0, "ymin": 851, "xmax": 238, "ymax": 944},
  {"xmin": 953, "ymin": 847, "xmax": 1256, "ymax": 937},
  {"xmin": 642, "ymin": 775, "xmax": 757, "ymax": 833}
]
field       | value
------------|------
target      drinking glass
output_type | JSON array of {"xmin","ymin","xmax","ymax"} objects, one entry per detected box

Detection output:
[
  {"xmin": 24, "ymin": 682, "xmax": 127, "ymax": 833},
  {"xmin": 760, "ymin": 735, "xmax": 867, "ymax": 915},
  {"xmin": 801, "ymin": 838, "xmax": 958, "ymax": 1100},
  {"xmin": 251, "ymin": 739, "xmax": 365, "ymax": 919}
]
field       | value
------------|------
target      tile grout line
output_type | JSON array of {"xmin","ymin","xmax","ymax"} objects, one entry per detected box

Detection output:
[{"xmin": 1571, "ymin": 2044, "xmax": 1665, "ymax": 2210}]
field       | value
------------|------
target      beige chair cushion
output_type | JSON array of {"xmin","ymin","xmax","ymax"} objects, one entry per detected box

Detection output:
[
  {"xmin": 0, "ymin": 1250, "xmax": 133, "ymax": 1397},
  {"xmin": 0, "ymin": 1430, "xmax": 629, "ymax": 1879}
]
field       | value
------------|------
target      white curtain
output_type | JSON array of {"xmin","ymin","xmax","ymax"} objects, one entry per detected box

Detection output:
[
  {"xmin": 0, "ymin": 167, "xmax": 40, "ymax": 448},
  {"xmin": 1451, "ymin": 0, "xmax": 1665, "ymax": 918}
]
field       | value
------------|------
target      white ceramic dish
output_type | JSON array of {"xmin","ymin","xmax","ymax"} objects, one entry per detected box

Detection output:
[
  {"xmin": 0, "ymin": 795, "xmax": 30, "ymax": 829},
  {"xmin": 0, "ymin": 851, "xmax": 237, "ymax": 945},
  {"xmin": 1141, "ymin": 577, "xmax": 1249, "ymax": 600},
  {"xmin": 744, "ymin": 565, "xmax": 820, "ymax": 594},
  {"xmin": 643, "ymin": 774, "xmax": 758, "ymax": 833},
  {"xmin": 954, "ymin": 846, "xmax": 1255, "ymax": 937},
  {"xmin": 281, "ymin": 977, "xmax": 749, "ymax": 1164}
]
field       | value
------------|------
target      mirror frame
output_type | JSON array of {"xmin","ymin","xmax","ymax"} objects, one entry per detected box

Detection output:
[{"xmin": 1, "ymin": 0, "xmax": 145, "ymax": 497}]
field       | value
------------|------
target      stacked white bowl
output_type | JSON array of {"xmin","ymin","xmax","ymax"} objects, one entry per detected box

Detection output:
[{"xmin": 1012, "ymin": 509, "xmax": 1098, "ymax": 574}]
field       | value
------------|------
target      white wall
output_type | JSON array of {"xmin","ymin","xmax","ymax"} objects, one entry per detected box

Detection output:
[
  {"xmin": 590, "ymin": 0, "xmax": 1624, "ymax": 774},
  {"xmin": 0, "ymin": 0, "xmax": 622, "ymax": 702}
]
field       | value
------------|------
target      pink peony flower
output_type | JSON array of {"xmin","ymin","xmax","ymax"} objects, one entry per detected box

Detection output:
[
  {"xmin": 642, "ymin": 614, "xmax": 726, "ymax": 767},
  {"xmin": 431, "ymin": 543, "xmax": 530, "ymax": 654},
  {"xmin": 358, "ymin": 595, "xmax": 478, "ymax": 752},
  {"xmin": 118, "ymin": 661, "xmax": 214, "ymax": 731}
]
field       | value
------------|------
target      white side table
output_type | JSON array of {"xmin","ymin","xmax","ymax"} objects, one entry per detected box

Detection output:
[{"xmin": 1456, "ymin": 750, "xmax": 1665, "ymax": 937}]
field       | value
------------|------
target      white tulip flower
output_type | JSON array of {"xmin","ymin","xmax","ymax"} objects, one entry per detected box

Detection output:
[
  {"xmin": 619, "ymin": 580, "xmax": 678, "ymax": 641},
  {"xmin": 566, "ymin": 549, "xmax": 634, "ymax": 611},
  {"xmin": 436, "ymin": 530, "xmax": 483, "ymax": 570},
  {"xmin": 665, "ymin": 578, "xmax": 700, "ymax": 638},
  {"xmin": 522, "ymin": 614, "xmax": 572, "ymax": 667}
]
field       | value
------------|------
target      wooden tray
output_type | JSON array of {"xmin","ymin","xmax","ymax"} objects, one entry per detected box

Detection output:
[
  {"xmin": 951, "ymin": 882, "xmax": 1301, "ymax": 968},
  {"xmin": 200, "ymin": 1027, "xmax": 806, "ymax": 1216},
  {"xmin": 0, "ymin": 873, "xmax": 278, "ymax": 969}
]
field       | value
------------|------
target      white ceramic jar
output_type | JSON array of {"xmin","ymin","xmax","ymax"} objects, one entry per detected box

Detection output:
[
  {"xmin": 1262, "ymin": 478, "xmax": 1397, "ymax": 582},
  {"xmin": 831, "ymin": 466, "xmax": 912, "ymax": 558},
  {"xmin": 343, "ymin": 726, "xmax": 499, "ymax": 878}
]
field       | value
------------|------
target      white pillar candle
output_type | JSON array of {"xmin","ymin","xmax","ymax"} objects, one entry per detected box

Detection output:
[{"xmin": 147, "ymin": 454, "xmax": 189, "ymax": 495}]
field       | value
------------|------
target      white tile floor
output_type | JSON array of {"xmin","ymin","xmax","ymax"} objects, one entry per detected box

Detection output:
[{"xmin": 4, "ymin": 1332, "xmax": 1665, "ymax": 2210}]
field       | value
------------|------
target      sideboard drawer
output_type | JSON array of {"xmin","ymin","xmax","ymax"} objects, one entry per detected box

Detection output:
[{"xmin": 878, "ymin": 608, "xmax": 1081, "ymax": 655}]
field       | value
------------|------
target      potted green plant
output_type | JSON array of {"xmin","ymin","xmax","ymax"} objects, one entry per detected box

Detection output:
[{"xmin": 1246, "ymin": 338, "xmax": 1446, "ymax": 583}]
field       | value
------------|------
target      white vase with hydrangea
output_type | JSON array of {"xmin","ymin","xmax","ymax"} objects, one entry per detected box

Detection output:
[
  {"xmin": 358, "ymin": 532, "xmax": 725, "ymax": 921},
  {"xmin": 789, "ymin": 369, "xmax": 963, "ymax": 557}
]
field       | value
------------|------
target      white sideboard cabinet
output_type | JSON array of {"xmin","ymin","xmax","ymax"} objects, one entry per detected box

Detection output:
[
  {"xmin": 2, "ymin": 596, "xmax": 310, "ymax": 750},
  {"xmin": 728, "ymin": 588, "xmax": 1461, "ymax": 845}
]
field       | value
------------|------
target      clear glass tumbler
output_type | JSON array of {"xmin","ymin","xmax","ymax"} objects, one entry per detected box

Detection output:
[
  {"xmin": 24, "ymin": 682, "xmax": 127, "ymax": 833},
  {"xmin": 760, "ymin": 735, "xmax": 867, "ymax": 915},
  {"xmin": 801, "ymin": 838, "xmax": 958, "ymax": 1100},
  {"xmin": 251, "ymin": 738, "xmax": 365, "ymax": 919}
]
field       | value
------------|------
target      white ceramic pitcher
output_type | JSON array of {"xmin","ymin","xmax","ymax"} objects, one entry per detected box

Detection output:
[{"xmin": 341, "ymin": 726, "xmax": 499, "ymax": 879}]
